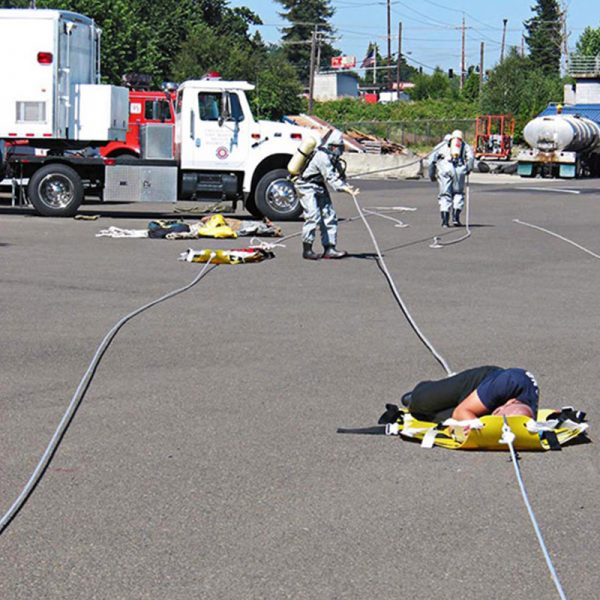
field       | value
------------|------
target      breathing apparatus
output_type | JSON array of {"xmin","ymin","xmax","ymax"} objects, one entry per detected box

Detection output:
[
  {"xmin": 287, "ymin": 136, "xmax": 318, "ymax": 178},
  {"xmin": 449, "ymin": 129, "xmax": 465, "ymax": 165}
]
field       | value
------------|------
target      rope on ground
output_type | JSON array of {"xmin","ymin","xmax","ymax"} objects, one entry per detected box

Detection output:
[
  {"xmin": 0, "ymin": 259, "xmax": 218, "ymax": 536},
  {"xmin": 362, "ymin": 209, "xmax": 409, "ymax": 228},
  {"xmin": 349, "ymin": 191, "xmax": 453, "ymax": 376},
  {"xmin": 430, "ymin": 176, "xmax": 472, "ymax": 249},
  {"xmin": 501, "ymin": 418, "xmax": 569, "ymax": 600},
  {"xmin": 513, "ymin": 219, "xmax": 600, "ymax": 260}
]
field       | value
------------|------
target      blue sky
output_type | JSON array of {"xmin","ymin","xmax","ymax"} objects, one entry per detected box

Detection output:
[{"xmin": 230, "ymin": 0, "xmax": 598, "ymax": 72}]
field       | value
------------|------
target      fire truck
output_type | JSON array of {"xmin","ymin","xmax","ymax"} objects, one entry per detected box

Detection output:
[
  {"xmin": 100, "ymin": 89, "xmax": 176, "ymax": 159},
  {"xmin": 0, "ymin": 9, "xmax": 312, "ymax": 220}
]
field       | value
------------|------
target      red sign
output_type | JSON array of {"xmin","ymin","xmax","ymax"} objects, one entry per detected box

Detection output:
[{"xmin": 331, "ymin": 55, "xmax": 356, "ymax": 69}]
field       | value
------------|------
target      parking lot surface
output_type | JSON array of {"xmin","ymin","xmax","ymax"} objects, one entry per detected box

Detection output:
[{"xmin": 1, "ymin": 176, "xmax": 599, "ymax": 599}]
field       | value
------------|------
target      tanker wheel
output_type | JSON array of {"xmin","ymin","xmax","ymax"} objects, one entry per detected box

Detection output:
[
  {"xmin": 254, "ymin": 169, "xmax": 302, "ymax": 221},
  {"xmin": 28, "ymin": 164, "xmax": 84, "ymax": 217}
]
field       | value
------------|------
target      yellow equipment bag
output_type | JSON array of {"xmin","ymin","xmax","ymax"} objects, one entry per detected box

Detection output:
[
  {"xmin": 178, "ymin": 247, "xmax": 274, "ymax": 265},
  {"xmin": 195, "ymin": 214, "xmax": 238, "ymax": 239},
  {"xmin": 379, "ymin": 406, "xmax": 588, "ymax": 451}
]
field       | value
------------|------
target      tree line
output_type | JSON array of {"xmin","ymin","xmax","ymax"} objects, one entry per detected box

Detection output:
[{"xmin": 3, "ymin": 0, "xmax": 600, "ymax": 131}]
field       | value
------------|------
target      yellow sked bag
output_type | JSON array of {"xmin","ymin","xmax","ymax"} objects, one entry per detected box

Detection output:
[{"xmin": 380, "ymin": 406, "xmax": 588, "ymax": 451}]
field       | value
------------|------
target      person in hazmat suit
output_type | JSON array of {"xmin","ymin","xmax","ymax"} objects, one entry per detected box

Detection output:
[
  {"xmin": 428, "ymin": 129, "xmax": 474, "ymax": 228},
  {"xmin": 294, "ymin": 130, "xmax": 358, "ymax": 260}
]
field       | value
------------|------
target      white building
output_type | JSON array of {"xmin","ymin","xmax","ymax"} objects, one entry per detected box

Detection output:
[{"xmin": 313, "ymin": 72, "xmax": 359, "ymax": 101}]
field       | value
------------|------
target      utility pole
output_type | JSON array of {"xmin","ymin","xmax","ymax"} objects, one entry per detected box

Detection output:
[
  {"xmin": 460, "ymin": 15, "xmax": 465, "ymax": 90},
  {"xmin": 396, "ymin": 21, "xmax": 402, "ymax": 100},
  {"xmin": 308, "ymin": 27, "xmax": 317, "ymax": 114},
  {"xmin": 479, "ymin": 41, "xmax": 484, "ymax": 94},
  {"xmin": 387, "ymin": 0, "xmax": 392, "ymax": 88},
  {"xmin": 521, "ymin": 35, "xmax": 525, "ymax": 57},
  {"xmin": 500, "ymin": 18, "xmax": 508, "ymax": 62},
  {"xmin": 561, "ymin": 1, "xmax": 569, "ymax": 74}
]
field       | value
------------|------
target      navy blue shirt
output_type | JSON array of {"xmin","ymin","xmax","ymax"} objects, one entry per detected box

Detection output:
[{"xmin": 476, "ymin": 368, "xmax": 539, "ymax": 414}]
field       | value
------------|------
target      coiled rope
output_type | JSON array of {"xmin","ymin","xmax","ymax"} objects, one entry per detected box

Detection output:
[
  {"xmin": 430, "ymin": 174, "xmax": 472, "ymax": 249},
  {"xmin": 514, "ymin": 219, "xmax": 600, "ymax": 260},
  {"xmin": 349, "ymin": 191, "xmax": 453, "ymax": 376},
  {"xmin": 0, "ymin": 258, "xmax": 217, "ymax": 536}
]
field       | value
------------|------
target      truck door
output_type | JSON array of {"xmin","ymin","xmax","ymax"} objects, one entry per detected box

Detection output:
[{"xmin": 186, "ymin": 91, "xmax": 250, "ymax": 170}]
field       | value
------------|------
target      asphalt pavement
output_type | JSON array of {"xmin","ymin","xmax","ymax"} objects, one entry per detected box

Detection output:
[{"xmin": 1, "ymin": 174, "xmax": 599, "ymax": 599}]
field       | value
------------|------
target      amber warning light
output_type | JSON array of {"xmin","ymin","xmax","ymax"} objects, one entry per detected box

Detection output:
[{"xmin": 37, "ymin": 52, "xmax": 53, "ymax": 64}]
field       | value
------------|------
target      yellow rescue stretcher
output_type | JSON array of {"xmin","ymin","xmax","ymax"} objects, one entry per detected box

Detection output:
[
  {"xmin": 178, "ymin": 247, "xmax": 274, "ymax": 265},
  {"xmin": 379, "ymin": 406, "xmax": 588, "ymax": 451}
]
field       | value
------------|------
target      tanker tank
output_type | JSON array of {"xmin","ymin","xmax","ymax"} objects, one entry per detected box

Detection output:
[
  {"xmin": 518, "ymin": 112, "xmax": 600, "ymax": 178},
  {"xmin": 523, "ymin": 114, "xmax": 600, "ymax": 153}
]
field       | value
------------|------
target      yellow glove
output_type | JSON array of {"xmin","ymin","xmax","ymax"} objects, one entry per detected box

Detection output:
[{"xmin": 342, "ymin": 185, "xmax": 359, "ymax": 195}]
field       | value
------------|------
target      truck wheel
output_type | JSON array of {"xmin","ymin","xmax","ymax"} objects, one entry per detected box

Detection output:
[
  {"xmin": 28, "ymin": 164, "xmax": 84, "ymax": 217},
  {"xmin": 254, "ymin": 169, "xmax": 302, "ymax": 221}
]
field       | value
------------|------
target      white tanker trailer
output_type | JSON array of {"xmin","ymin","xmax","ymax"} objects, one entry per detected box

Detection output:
[{"xmin": 517, "ymin": 113, "xmax": 600, "ymax": 178}]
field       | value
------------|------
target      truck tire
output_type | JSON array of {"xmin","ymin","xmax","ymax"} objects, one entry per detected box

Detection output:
[
  {"xmin": 254, "ymin": 169, "xmax": 302, "ymax": 221},
  {"xmin": 28, "ymin": 164, "xmax": 84, "ymax": 217}
]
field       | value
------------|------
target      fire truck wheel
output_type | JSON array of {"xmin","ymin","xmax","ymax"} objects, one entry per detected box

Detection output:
[
  {"xmin": 254, "ymin": 169, "xmax": 302, "ymax": 221},
  {"xmin": 28, "ymin": 164, "xmax": 84, "ymax": 217}
]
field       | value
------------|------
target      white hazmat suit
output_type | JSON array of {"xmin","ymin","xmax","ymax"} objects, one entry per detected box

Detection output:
[
  {"xmin": 294, "ymin": 131, "xmax": 356, "ymax": 259},
  {"xmin": 428, "ymin": 130, "xmax": 474, "ymax": 227}
]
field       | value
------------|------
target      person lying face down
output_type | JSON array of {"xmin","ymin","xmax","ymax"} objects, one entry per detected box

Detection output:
[{"xmin": 401, "ymin": 366, "xmax": 539, "ymax": 423}]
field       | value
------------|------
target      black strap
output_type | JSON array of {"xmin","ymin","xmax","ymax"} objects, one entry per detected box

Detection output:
[
  {"xmin": 541, "ymin": 430, "xmax": 562, "ymax": 451},
  {"xmin": 337, "ymin": 426, "xmax": 387, "ymax": 435},
  {"xmin": 378, "ymin": 403, "xmax": 402, "ymax": 425}
]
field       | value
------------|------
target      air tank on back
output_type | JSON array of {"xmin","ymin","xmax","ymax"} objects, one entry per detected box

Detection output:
[{"xmin": 523, "ymin": 114, "xmax": 600, "ymax": 153}]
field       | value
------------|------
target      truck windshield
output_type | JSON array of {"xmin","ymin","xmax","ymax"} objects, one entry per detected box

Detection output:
[
  {"xmin": 144, "ymin": 99, "xmax": 172, "ymax": 122},
  {"xmin": 198, "ymin": 93, "xmax": 244, "ymax": 122}
]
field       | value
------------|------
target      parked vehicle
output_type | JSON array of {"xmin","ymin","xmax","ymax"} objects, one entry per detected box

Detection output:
[
  {"xmin": 0, "ymin": 8, "xmax": 313, "ymax": 220},
  {"xmin": 100, "ymin": 89, "xmax": 176, "ymax": 159}
]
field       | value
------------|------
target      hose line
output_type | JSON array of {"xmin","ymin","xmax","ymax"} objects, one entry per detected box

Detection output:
[
  {"xmin": 0, "ymin": 259, "xmax": 217, "ymax": 536},
  {"xmin": 349, "ymin": 191, "xmax": 453, "ymax": 376}
]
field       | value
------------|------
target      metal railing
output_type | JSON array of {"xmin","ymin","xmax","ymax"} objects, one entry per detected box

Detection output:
[
  {"xmin": 333, "ymin": 119, "xmax": 476, "ymax": 148},
  {"xmin": 568, "ymin": 55, "xmax": 600, "ymax": 77}
]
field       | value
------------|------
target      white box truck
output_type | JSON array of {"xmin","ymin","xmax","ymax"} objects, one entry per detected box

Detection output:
[
  {"xmin": 0, "ymin": 9, "xmax": 128, "ymax": 145},
  {"xmin": 0, "ymin": 9, "xmax": 314, "ymax": 220}
]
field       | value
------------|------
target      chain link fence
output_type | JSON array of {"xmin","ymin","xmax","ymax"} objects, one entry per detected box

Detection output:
[{"xmin": 332, "ymin": 119, "xmax": 477, "ymax": 149}]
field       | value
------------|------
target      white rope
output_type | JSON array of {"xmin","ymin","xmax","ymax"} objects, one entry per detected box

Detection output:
[
  {"xmin": 513, "ymin": 219, "xmax": 600, "ymax": 260},
  {"xmin": 430, "ymin": 175, "xmax": 472, "ymax": 249},
  {"xmin": 248, "ymin": 237, "xmax": 287, "ymax": 250},
  {"xmin": 500, "ymin": 419, "xmax": 569, "ymax": 600},
  {"xmin": 349, "ymin": 191, "xmax": 453, "ymax": 376},
  {"xmin": 0, "ymin": 258, "xmax": 217, "ymax": 535},
  {"xmin": 363, "ymin": 209, "xmax": 409, "ymax": 228}
]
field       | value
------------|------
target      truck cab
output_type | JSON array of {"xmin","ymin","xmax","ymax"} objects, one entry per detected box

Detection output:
[
  {"xmin": 100, "ymin": 89, "xmax": 175, "ymax": 159},
  {"xmin": 175, "ymin": 79, "xmax": 310, "ymax": 220}
]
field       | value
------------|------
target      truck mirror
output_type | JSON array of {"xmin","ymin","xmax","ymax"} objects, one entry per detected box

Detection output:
[{"xmin": 219, "ymin": 92, "xmax": 231, "ymax": 127}]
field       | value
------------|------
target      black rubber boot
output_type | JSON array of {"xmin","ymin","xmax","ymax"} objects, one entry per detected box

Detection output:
[
  {"xmin": 322, "ymin": 245, "xmax": 348, "ymax": 259},
  {"xmin": 302, "ymin": 242, "xmax": 320, "ymax": 260},
  {"xmin": 441, "ymin": 211, "xmax": 450, "ymax": 228},
  {"xmin": 452, "ymin": 209, "xmax": 463, "ymax": 227}
]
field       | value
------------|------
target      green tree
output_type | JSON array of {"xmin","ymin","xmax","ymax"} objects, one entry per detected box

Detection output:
[
  {"xmin": 462, "ymin": 69, "xmax": 480, "ymax": 101},
  {"xmin": 524, "ymin": 0, "xmax": 563, "ymax": 76},
  {"xmin": 575, "ymin": 26, "xmax": 600, "ymax": 56},
  {"xmin": 408, "ymin": 68, "xmax": 457, "ymax": 101},
  {"xmin": 276, "ymin": 0, "xmax": 337, "ymax": 82},
  {"xmin": 480, "ymin": 48, "xmax": 562, "ymax": 135}
]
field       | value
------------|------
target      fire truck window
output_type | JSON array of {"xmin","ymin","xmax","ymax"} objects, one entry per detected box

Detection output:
[
  {"xmin": 197, "ymin": 93, "xmax": 244, "ymax": 122},
  {"xmin": 198, "ymin": 93, "xmax": 220, "ymax": 121},
  {"xmin": 145, "ymin": 99, "xmax": 171, "ymax": 122},
  {"xmin": 229, "ymin": 94, "xmax": 244, "ymax": 122}
]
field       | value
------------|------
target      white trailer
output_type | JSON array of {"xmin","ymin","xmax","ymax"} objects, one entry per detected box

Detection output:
[
  {"xmin": 0, "ymin": 9, "xmax": 314, "ymax": 220},
  {"xmin": 0, "ymin": 9, "xmax": 127, "ymax": 144}
]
